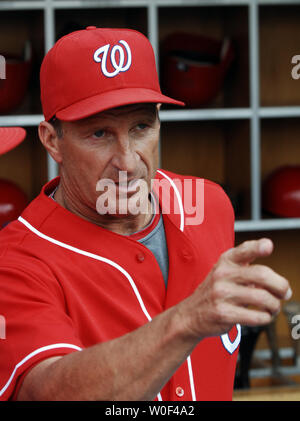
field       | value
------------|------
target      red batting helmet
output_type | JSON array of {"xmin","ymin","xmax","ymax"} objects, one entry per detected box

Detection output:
[{"xmin": 262, "ymin": 166, "xmax": 300, "ymax": 217}]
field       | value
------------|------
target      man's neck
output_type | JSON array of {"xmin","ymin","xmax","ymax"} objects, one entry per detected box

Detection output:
[{"xmin": 53, "ymin": 184, "xmax": 154, "ymax": 236}]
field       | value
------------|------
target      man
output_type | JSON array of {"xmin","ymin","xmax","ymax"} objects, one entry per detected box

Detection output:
[{"xmin": 0, "ymin": 27, "xmax": 291, "ymax": 401}]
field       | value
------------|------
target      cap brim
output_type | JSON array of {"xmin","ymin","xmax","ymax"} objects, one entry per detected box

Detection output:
[
  {"xmin": 0, "ymin": 127, "xmax": 26, "ymax": 155},
  {"xmin": 55, "ymin": 88, "xmax": 185, "ymax": 121}
]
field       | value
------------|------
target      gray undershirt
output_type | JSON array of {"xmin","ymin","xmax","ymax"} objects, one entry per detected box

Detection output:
[
  {"xmin": 137, "ymin": 213, "xmax": 169, "ymax": 288},
  {"xmin": 128, "ymin": 192, "xmax": 169, "ymax": 287}
]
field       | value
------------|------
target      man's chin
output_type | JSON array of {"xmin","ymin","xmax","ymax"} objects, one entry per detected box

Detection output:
[
  {"xmin": 96, "ymin": 206, "xmax": 148, "ymax": 219},
  {"xmin": 96, "ymin": 190, "xmax": 150, "ymax": 217}
]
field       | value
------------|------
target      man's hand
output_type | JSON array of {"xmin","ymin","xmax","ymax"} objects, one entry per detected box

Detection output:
[{"xmin": 181, "ymin": 238, "xmax": 292, "ymax": 340}]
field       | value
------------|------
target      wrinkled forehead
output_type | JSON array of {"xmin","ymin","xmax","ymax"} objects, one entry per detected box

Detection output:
[
  {"xmin": 58, "ymin": 103, "xmax": 160, "ymax": 134},
  {"xmin": 73, "ymin": 103, "xmax": 159, "ymax": 126}
]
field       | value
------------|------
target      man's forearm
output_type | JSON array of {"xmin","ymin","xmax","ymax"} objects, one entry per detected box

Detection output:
[{"xmin": 17, "ymin": 303, "xmax": 198, "ymax": 401}]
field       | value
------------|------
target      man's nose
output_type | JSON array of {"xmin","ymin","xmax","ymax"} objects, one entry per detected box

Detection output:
[{"xmin": 110, "ymin": 134, "xmax": 138, "ymax": 173}]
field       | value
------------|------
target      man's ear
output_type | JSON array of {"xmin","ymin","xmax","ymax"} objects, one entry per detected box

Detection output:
[{"xmin": 38, "ymin": 121, "xmax": 63, "ymax": 164}]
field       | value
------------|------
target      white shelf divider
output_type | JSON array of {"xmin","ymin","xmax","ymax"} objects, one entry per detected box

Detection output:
[
  {"xmin": 235, "ymin": 218, "xmax": 300, "ymax": 232},
  {"xmin": 159, "ymin": 108, "xmax": 252, "ymax": 121},
  {"xmin": 44, "ymin": 0, "xmax": 58, "ymax": 181},
  {"xmin": 249, "ymin": 0, "xmax": 261, "ymax": 221}
]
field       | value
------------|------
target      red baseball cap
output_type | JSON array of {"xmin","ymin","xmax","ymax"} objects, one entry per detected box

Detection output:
[
  {"xmin": 40, "ymin": 27, "xmax": 184, "ymax": 121},
  {"xmin": 0, "ymin": 127, "xmax": 26, "ymax": 155}
]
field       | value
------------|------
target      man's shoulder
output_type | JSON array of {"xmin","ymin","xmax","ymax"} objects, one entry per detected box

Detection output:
[
  {"xmin": 0, "ymin": 180, "xmax": 59, "ymax": 260},
  {"xmin": 156, "ymin": 169, "xmax": 234, "ymax": 222},
  {"xmin": 155, "ymin": 168, "xmax": 228, "ymax": 196}
]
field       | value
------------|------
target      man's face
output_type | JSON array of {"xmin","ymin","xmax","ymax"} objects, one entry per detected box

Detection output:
[{"xmin": 54, "ymin": 103, "xmax": 160, "ymax": 220}]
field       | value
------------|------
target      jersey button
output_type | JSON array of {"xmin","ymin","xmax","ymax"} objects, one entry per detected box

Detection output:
[
  {"xmin": 175, "ymin": 386, "xmax": 184, "ymax": 398},
  {"xmin": 136, "ymin": 252, "xmax": 145, "ymax": 263},
  {"xmin": 181, "ymin": 250, "xmax": 192, "ymax": 261}
]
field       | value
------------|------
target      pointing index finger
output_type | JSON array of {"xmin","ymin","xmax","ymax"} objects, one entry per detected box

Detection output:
[{"xmin": 226, "ymin": 238, "xmax": 274, "ymax": 265}]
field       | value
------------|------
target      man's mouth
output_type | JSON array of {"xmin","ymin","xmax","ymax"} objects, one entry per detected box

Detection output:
[{"xmin": 115, "ymin": 178, "xmax": 141, "ymax": 195}]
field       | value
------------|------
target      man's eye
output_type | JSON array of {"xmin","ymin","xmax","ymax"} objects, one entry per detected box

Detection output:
[
  {"xmin": 92, "ymin": 130, "xmax": 105, "ymax": 139},
  {"xmin": 136, "ymin": 123, "xmax": 148, "ymax": 130}
]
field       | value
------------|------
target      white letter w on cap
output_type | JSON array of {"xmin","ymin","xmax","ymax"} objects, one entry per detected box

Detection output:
[{"xmin": 94, "ymin": 40, "xmax": 132, "ymax": 78}]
